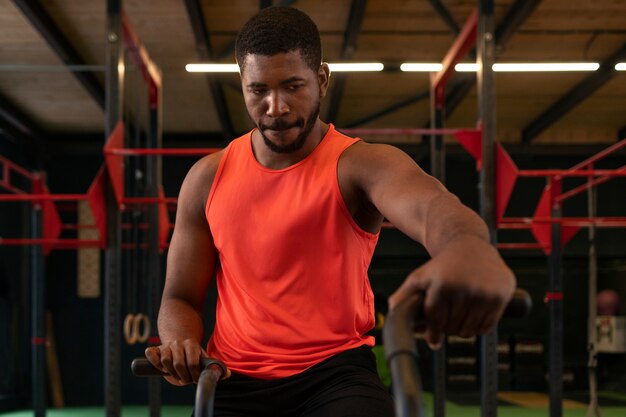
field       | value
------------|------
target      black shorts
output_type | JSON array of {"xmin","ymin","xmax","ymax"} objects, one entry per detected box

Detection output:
[{"xmin": 209, "ymin": 345, "xmax": 395, "ymax": 417}]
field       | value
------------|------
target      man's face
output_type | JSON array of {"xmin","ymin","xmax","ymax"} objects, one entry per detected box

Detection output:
[{"xmin": 240, "ymin": 51, "xmax": 329, "ymax": 154}]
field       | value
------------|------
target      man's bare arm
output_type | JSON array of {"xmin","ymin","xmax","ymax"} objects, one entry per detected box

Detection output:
[
  {"xmin": 145, "ymin": 151, "xmax": 228, "ymax": 385},
  {"xmin": 343, "ymin": 142, "xmax": 515, "ymax": 348}
]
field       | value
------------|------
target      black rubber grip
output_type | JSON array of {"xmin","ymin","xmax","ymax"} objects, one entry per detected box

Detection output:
[
  {"xmin": 131, "ymin": 357, "xmax": 227, "ymax": 379},
  {"xmin": 503, "ymin": 288, "xmax": 532, "ymax": 319}
]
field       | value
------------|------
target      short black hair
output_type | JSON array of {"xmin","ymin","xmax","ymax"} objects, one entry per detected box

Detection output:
[{"xmin": 235, "ymin": 6, "xmax": 322, "ymax": 73}]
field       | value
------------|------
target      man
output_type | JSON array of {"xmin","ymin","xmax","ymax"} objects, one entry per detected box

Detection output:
[{"xmin": 145, "ymin": 6, "xmax": 516, "ymax": 416}]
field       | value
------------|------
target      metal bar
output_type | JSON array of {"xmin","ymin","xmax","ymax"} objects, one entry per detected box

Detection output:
[
  {"xmin": 341, "ymin": 127, "xmax": 481, "ymax": 136},
  {"xmin": 11, "ymin": 0, "xmax": 105, "ymax": 108},
  {"xmin": 549, "ymin": 180, "xmax": 563, "ymax": 417},
  {"xmin": 556, "ymin": 168, "xmax": 624, "ymax": 203},
  {"xmin": 0, "ymin": 155, "xmax": 37, "ymax": 181},
  {"xmin": 496, "ymin": 243, "xmax": 545, "ymax": 250},
  {"xmin": 0, "ymin": 194, "xmax": 87, "ymax": 201},
  {"xmin": 107, "ymin": 148, "xmax": 222, "ymax": 156},
  {"xmin": 121, "ymin": 12, "xmax": 162, "ymax": 89},
  {"xmin": 105, "ymin": 1, "xmax": 123, "ymax": 416},
  {"xmin": 494, "ymin": 0, "xmax": 543, "ymax": 52},
  {"xmin": 183, "ymin": 0, "xmax": 234, "ymax": 139},
  {"xmin": 501, "ymin": 217, "xmax": 626, "ymax": 227},
  {"xmin": 0, "ymin": 93, "xmax": 42, "ymax": 146},
  {"xmin": 0, "ymin": 64, "xmax": 106, "ymax": 72},
  {"xmin": 430, "ymin": 80, "xmax": 446, "ymax": 417},
  {"xmin": 30, "ymin": 185, "xmax": 46, "ymax": 417},
  {"xmin": 428, "ymin": 0, "xmax": 460, "ymax": 34},
  {"xmin": 518, "ymin": 169, "xmax": 626, "ymax": 177},
  {"xmin": 326, "ymin": 0, "xmax": 368, "ymax": 122},
  {"xmin": 445, "ymin": 0, "xmax": 542, "ymax": 119},
  {"xmin": 123, "ymin": 197, "xmax": 177, "ymax": 204},
  {"xmin": 568, "ymin": 137, "xmax": 626, "ymax": 171},
  {"xmin": 0, "ymin": 238, "xmax": 102, "ymax": 248},
  {"xmin": 522, "ymin": 42, "xmax": 626, "ymax": 143},
  {"xmin": 477, "ymin": 1, "xmax": 498, "ymax": 416},
  {"xmin": 586, "ymin": 178, "xmax": 601, "ymax": 417},
  {"xmin": 431, "ymin": 9, "xmax": 477, "ymax": 107}
]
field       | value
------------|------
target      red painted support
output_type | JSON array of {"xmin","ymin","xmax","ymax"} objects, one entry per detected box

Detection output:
[
  {"xmin": 103, "ymin": 122, "xmax": 125, "ymax": 208},
  {"xmin": 431, "ymin": 8, "xmax": 478, "ymax": 108}
]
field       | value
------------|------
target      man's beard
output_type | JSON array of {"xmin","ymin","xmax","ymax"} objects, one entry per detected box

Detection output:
[{"xmin": 260, "ymin": 102, "xmax": 320, "ymax": 154}]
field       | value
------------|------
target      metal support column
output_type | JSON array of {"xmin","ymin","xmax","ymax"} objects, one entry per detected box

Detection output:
[
  {"xmin": 146, "ymin": 75, "xmax": 162, "ymax": 417},
  {"xmin": 477, "ymin": 1, "xmax": 498, "ymax": 416},
  {"xmin": 430, "ymin": 81, "xmax": 446, "ymax": 417},
  {"xmin": 548, "ymin": 180, "xmax": 563, "ymax": 417},
  {"xmin": 586, "ymin": 179, "xmax": 600, "ymax": 417},
  {"xmin": 105, "ymin": 1, "xmax": 123, "ymax": 417},
  {"xmin": 31, "ymin": 175, "xmax": 46, "ymax": 417}
]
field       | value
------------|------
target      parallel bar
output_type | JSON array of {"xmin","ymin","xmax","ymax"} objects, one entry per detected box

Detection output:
[
  {"xmin": 477, "ymin": 1, "xmax": 498, "ymax": 416},
  {"xmin": 0, "ymin": 194, "xmax": 86, "ymax": 201},
  {"xmin": 568, "ymin": 137, "xmax": 626, "ymax": 171},
  {"xmin": 0, "ymin": 238, "xmax": 102, "ymax": 248},
  {"xmin": 522, "ymin": 43, "xmax": 626, "ymax": 143},
  {"xmin": 11, "ymin": 0, "xmax": 105, "ymax": 108},
  {"xmin": 108, "ymin": 148, "xmax": 221, "ymax": 156},
  {"xmin": 501, "ymin": 217, "xmax": 626, "ymax": 227},
  {"xmin": 341, "ymin": 128, "xmax": 481, "ymax": 136},
  {"xmin": 518, "ymin": 169, "xmax": 626, "ymax": 177},
  {"xmin": 556, "ymin": 170, "xmax": 623, "ymax": 203},
  {"xmin": 496, "ymin": 243, "xmax": 545, "ymax": 250}
]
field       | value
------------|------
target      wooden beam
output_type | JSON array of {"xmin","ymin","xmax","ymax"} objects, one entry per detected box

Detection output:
[{"xmin": 11, "ymin": 0, "xmax": 105, "ymax": 109}]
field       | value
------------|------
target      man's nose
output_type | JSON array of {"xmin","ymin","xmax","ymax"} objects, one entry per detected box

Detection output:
[{"xmin": 266, "ymin": 91, "xmax": 289, "ymax": 117}]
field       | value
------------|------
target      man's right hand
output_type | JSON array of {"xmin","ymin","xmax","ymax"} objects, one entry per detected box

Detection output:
[{"xmin": 145, "ymin": 339, "xmax": 231, "ymax": 386}]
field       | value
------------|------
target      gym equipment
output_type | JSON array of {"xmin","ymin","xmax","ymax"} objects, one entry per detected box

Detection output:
[
  {"xmin": 383, "ymin": 288, "xmax": 532, "ymax": 417},
  {"xmin": 131, "ymin": 357, "xmax": 227, "ymax": 417}
]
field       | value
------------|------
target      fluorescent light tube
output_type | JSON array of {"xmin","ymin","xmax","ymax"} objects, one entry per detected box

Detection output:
[
  {"xmin": 185, "ymin": 64, "xmax": 239, "ymax": 73},
  {"xmin": 328, "ymin": 63, "xmax": 384, "ymax": 72},
  {"xmin": 400, "ymin": 63, "xmax": 443, "ymax": 72},
  {"xmin": 493, "ymin": 63, "xmax": 599, "ymax": 72}
]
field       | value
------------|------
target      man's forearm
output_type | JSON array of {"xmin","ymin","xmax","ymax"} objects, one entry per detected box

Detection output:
[
  {"xmin": 157, "ymin": 296, "xmax": 205, "ymax": 344},
  {"xmin": 422, "ymin": 192, "xmax": 491, "ymax": 257}
]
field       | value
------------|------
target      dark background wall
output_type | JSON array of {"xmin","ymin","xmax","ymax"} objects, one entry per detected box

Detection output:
[{"xmin": 1, "ymin": 134, "xmax": 626, "ymax": 409}]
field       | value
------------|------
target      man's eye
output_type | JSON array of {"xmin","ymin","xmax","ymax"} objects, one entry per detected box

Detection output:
[
  {"xmin": 288, "ymin": 84, "xmax": 303, "ymax": 91},
  {"xmin": 250, "ymin": 89, "xmax": 266, "ymax": 96}
]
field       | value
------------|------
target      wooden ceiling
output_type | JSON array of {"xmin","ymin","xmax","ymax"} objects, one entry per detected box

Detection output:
[{"xmin": 1, "ymin": 0, "xmax": 626, "ymax": 147}]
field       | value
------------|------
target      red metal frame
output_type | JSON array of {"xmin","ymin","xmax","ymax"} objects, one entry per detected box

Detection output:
[
  {"xmin": 431, "ymin": 8, "xmax": 478, "ymax": 109},
  {"xmin": 121, "ymin": 10, "xmax": 161, "ymax": 108}
]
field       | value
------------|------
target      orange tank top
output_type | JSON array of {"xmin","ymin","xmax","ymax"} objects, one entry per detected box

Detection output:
[{"xmin": 205, "ymin": 124, "xmax": 379, "ymax": 379}]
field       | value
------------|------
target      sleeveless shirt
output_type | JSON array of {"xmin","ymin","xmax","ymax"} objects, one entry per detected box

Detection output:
[{"xmin": 205, "ymin": 124, "xmax": 379, "ymax": 379}]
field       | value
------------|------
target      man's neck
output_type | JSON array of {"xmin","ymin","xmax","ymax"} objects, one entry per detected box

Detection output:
[{"xmin": 251, "ymin": 121, "xmax": 329, "ymax": 170}]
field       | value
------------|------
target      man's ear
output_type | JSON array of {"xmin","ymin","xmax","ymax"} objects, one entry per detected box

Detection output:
[{"xmin": 318, "ymin": 62, "xmax": 330, "ymax": 98}]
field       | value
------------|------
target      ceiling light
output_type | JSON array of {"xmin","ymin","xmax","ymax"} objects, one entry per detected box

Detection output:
[
  {"xmin": 615, "ymin": 63, "xmax": 626, "ymax": 71},
  {"xmin": 455, "ymin": 63, "xmax": 480, "ymax": 72},
  {"xmin": 185, "ymin": 64, "xmax": 239, "ymax": 73},
  {"xmin": 400, "ymin": 63, "xmax": 443, "ymax": 72},
  {"xmin": 493, "ymin": 62, "xmax": 600, "ymax": 72},
  {"xmin": 328, "ymin": 63, "xmax": 384, "ymax": 72}
]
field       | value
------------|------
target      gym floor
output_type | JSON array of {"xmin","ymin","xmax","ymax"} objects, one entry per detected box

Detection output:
[{"xmin": 2, "ymin": 393, "xmax": 626, "ymax": 417}]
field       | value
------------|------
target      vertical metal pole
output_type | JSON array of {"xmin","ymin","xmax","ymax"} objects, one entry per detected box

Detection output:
[
  {"xmin": 105, "ymin": 1, "xmax": 123, "ymax": 417},
  {"xmin": 430, "ymin": 77, "xmax": 446, "ymax": 417},
  {"xmin": 147, "ymin": 78, "xmax": 162, "ymax": 417},
  {"xmin": 31, "ymin": 176, "xmax": 46, "ymax": 417},
  {"xmin": 477, "ymin": 1, "xmax": 498, "ymax": 416},
  {"xmin": 549, "ymin": 179, "xmax": 563, "ymax": 417},
  {"xmin": 586, "ymin": 176, "xmax": 600, "ymax": 417}
]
